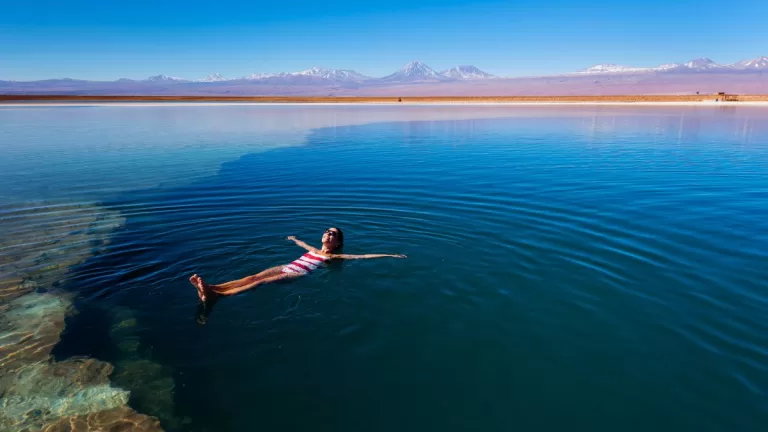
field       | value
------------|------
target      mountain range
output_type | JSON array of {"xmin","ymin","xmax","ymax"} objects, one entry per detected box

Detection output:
[
  {"xmin": 121, "ymin": 61, "xmax": 499, "ymax": 84},
  {"xmin": 576, "ymin": 56, "xmax": 768, "ymax": 74},
  {"xmin": 2, "ymin": 57, "xmax": 767, "ymax": 96}
]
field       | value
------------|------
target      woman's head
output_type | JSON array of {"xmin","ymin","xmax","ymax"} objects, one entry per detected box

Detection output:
[{"xmin": 322, "ymin": 227, "xmax": 344, "ymax": 251}]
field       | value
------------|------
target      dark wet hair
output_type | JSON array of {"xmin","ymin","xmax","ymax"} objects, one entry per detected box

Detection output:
[{"xmin": 329, "ymin": 227, "xmax": 344, "ymax": 251}]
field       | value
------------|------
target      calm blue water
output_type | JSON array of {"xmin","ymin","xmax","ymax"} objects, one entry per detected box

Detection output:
[{"xmin": 2, "ymin": 105, "xmax": 767, "ymax": 431}]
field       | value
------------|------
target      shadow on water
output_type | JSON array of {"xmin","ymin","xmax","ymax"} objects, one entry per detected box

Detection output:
[
  {"xmin": 50, "ymin": 111, "xmax": 768, "ymax": 432},
  {"xmin": 194, "ymin": 298, "xmax": 218, "ymax": 325}
]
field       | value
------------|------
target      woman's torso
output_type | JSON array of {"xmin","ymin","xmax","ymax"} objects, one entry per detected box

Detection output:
[{"xmin": 282, "ymin": 251, "xmax": 331, "ymax": 275}]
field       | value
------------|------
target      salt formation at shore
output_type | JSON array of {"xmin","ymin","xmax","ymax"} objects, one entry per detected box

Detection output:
[{"xmin": 0, "ymin": 203, "xmax": 163, "ymax": 431}]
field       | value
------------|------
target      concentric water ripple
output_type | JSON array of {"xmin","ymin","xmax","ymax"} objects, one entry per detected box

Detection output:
[{"xmin": 2, "ymin": 105, "xmax": 768, "ymax": 432}]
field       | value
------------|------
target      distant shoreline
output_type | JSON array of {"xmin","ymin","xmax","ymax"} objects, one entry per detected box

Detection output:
[{"xmin": 2, "ymin": 94, "xmax": 768, "ymax": 105}]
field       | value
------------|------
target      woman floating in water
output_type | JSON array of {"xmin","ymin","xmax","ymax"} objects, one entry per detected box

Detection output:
[{"xmin": 189, "ymin": 227, "xmax": 406, "ymax": 302}]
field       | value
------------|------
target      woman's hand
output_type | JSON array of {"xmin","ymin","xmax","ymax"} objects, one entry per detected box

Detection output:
[
  {"xmin": 286, "ymin": 236, "xmax": 297, "ymax": 242},
  {"xmin": 390, "ymin": 254, "xmax": 407, "ymax": 259}
]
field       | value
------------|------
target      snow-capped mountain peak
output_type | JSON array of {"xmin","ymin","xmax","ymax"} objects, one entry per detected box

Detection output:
[
  {"xmin": 199, "ymin": 73, "xmax": 229, "ymax": 82},
  {"xmin": 682, "ymin": 58, "xmax": 720, "ymax": 69},
  {"xmin": 573, "ymin": 57, "xmax": 739, "ymax": 74},
  {"xmin": 291, "ymin": 66, "xmax": 369, "ymax": 81},
  {"xmin": 578, "ymin": 64, "xmax": 651, "ymax": 74},
  {"xmin": 730, "ymin": 56, "xmax": 768, "ymax": 69},
  {"xmin": 378, "ymin": 61, "xmax": 443, "ymax": 82},
  {"xmin": 654, "ymin": 63, "xmax": 681, "ymax": 71},
  {"xmin": 240, "ymin": 67, "xmax": 368, "ymax": 82},
  {"xmin": 441, "ymin": 65, "xmax": 494, "ymax": 80},
  {"xmin": 242, "ymin": 72, "xmax": 288, "ymax": 80},
  {"xmin": 293, "ymin": 66, "xmax": 326, "ymax": 76},
  {"xmin": 145, "ymin": 74, "xmax": 186, "ymax": 82},
  {"xmin": 401, "ymin": 61, "xmax": 440, "ymax": 78}
]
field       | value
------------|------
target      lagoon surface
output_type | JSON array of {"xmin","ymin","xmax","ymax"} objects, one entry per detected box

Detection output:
[{"xmin": 1, "ymin": 104, "xmax": 767, "ymax": 432}]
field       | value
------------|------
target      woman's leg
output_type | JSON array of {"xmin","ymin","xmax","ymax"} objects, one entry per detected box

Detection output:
[
  {"xmin": 189, "ymin": 266, "xmax": 285, "ymax": 301},
  {"xmin": 211, "ymin": 266, "xmax": 285, "ymax": 291},
  {"xmin": 214, "ymin": 271, "xmax": 301, "ymax": 296}
]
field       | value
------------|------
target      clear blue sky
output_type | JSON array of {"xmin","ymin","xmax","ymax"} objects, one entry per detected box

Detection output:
[{"xmin": 1, "ymin": 0, "xmax": 766, "ymax": 80}]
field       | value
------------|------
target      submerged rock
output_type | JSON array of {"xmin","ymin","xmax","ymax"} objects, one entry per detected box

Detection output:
[
  {"xmin": 0, "ymin": 292, "xmax": 69, "ymax": 372},
  {"xmin": 0, "ymin": 276, "xmax": 25, "ymax": 303},
  {"xmin": 0, "ymin": 202, "xmax": 126, "ymax": 302},
  {"xmin": 108, "ymin": 308, "xmax": 181, "ymax": 429},
  {"xmin": 0, "ymin": 359, "xmax": 129, "ymax": 430},
  {"xmin": 0, "ymin": 203, "xmax": 164, "ymax": 431},
  {"xmin": 39, "ymin": 406, "xmax": 163, "ymax": 432}
]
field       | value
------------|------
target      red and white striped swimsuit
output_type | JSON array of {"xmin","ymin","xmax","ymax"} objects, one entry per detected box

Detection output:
[{"xmin": 282, "ymin": 251, "xmax": 331, "ymax": 275}]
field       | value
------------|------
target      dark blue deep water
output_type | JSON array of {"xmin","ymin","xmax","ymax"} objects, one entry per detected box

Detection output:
[{"xmin": 2, "ymin": 105, "xmax": 767, "ymax": 431}]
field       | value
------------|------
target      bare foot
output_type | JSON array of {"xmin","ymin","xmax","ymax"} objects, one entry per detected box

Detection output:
[{"xmin": 189, "ymin": 274, "xmax": 209, "ymax": 302}]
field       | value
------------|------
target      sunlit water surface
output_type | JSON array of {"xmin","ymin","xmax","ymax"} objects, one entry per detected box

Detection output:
[{"xmin": 1, "ymin": 105, "xmax": 767, "ymax": 432}]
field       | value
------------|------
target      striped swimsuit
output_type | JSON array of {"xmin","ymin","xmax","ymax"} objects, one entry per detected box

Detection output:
[{"xmin": 282, "ymin": 251, "xmax": 331, "ymax": 275}]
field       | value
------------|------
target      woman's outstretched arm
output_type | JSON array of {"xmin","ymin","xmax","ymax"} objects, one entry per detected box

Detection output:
[
  {"xmin": 286, "ymin": 236, "xmax": 319, "ymax": 252},
  {"xmin": 331, "ymin": 253, "xmax": 407, "ymax": 260}
]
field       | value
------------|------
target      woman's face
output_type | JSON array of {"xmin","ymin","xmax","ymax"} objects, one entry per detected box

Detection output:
[{"xmin": 322, "ymin": 228, "xmax": 341, "ymax": 248}]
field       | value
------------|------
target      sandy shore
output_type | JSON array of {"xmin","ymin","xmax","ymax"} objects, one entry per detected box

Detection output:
[
  {"xmin": 4, "ymin": 101, "xmax": 768, "ymax": 108},
  {"xmin": 2, "ymin": 94, "xmax": 768, "ymax": 105}
]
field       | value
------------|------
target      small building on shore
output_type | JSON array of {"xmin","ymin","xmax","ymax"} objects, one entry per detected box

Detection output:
[{"xmin": 716, "ymin": 92, "xmax": 739, "ymax": 102}]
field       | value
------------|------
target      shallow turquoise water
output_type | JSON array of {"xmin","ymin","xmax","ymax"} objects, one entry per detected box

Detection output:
[{"xmin": 2, "ymin": 105, "xmax": 768, "ymax": 431}]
